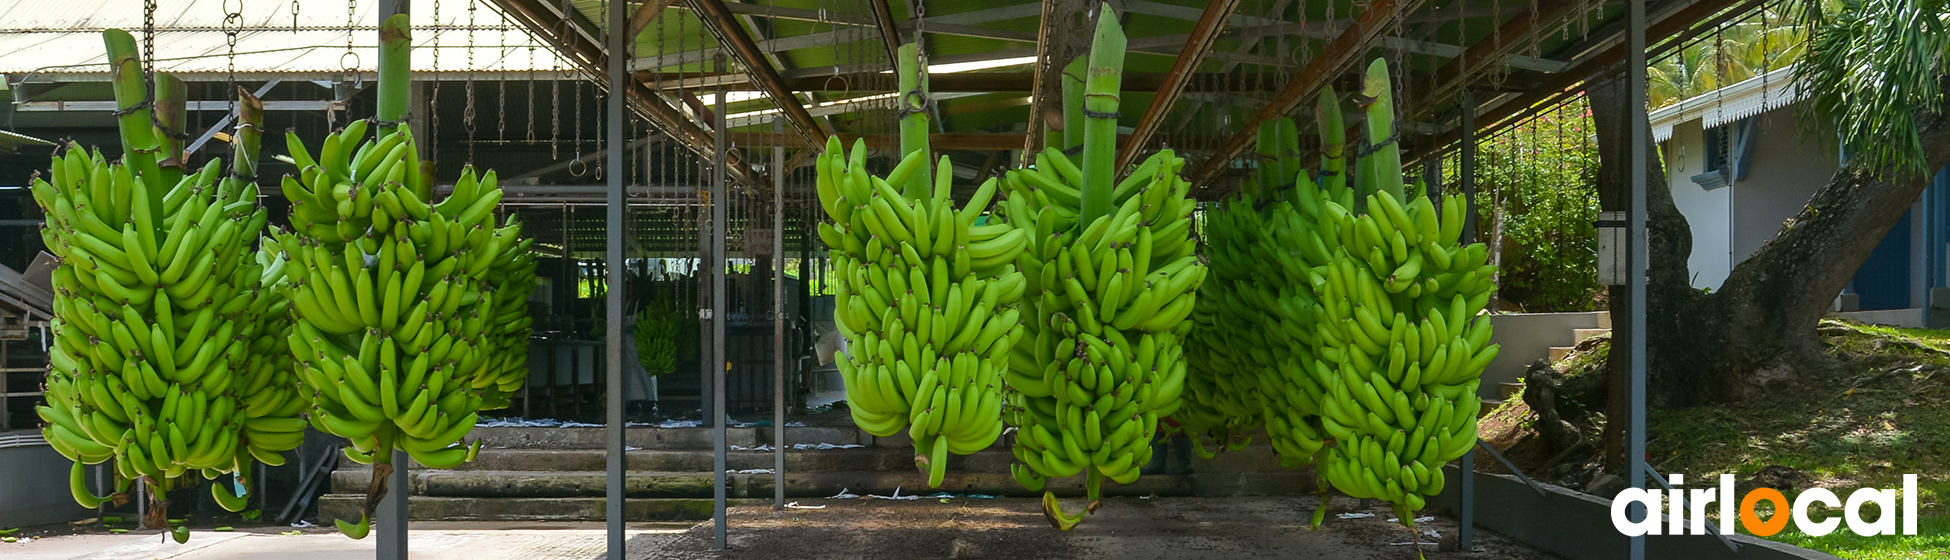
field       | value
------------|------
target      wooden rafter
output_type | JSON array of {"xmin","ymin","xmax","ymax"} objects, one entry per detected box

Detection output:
[
  {"xmin": 1020, "ymin": 0, "xmax": 1069, "ymax": 164},
  {"xmin": 487, "ymin": 0, "xmax": 750, "ymax": 182},
  {"xmin": 1411, "ymin": 0, "xmax": 1742, "ymax": 158},
  {"xmin": 1117, "ymin": 0, "xmax": 1239, "ymax": 172},
  {"xmin": 690, "ymin": 0, "xmax": 828, "ymax": 146},
  {"xmin": 628, "ymin": 0, "xmax": 683, "ymax": 39},
  {"xmin": 866, "ymin": 0, "xmax": 905, "ymax": 67},
  {"xmin": 1406, "ymin": 3, "xmax": 1580, "ymax": 122},
  {"xmin": 1187, "ymin": 0, "xmax": 1403, "ymax": 185}
]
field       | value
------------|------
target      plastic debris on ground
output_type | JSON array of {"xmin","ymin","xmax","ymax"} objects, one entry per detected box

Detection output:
[
  {"xmin": 1385, "ymin": 516, "xmax": 1435, "ymax": 524},
  {"xmin": 784, "ymin": 502, "xmax": 825, "ymax": 509},
  {"xmin": 730, "ymin": 443, "xmax": 865, "ymax": 451},
  {"xmin": 828, "ymin": 489, "xmax": 862, "ymax": 499},
  {"xmin": 730, "ymin": 469, "xmax": 775, "ymax": 474},
  {"xmin": 289, "ymin": 521, "xmax": 315, "ymax": 528},
  {"xmin": 477, "ymin": 418, "xmax": 604, "ymax": 428},
  {"xmin": 1336, "ymin": 513, "xmax": 1376, "ymax": 520}
]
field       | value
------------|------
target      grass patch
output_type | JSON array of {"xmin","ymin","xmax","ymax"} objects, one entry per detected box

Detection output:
[
  {"xmin": 1506, "ymin": 320, "xmax": 1950, "ymax": 559},
  {"xmin": 1768, "ymin": 515, "xmax": 1950, "ymax": 559}
]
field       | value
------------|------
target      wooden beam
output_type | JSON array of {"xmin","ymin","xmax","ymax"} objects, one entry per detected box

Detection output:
[
  {"xmin": 1187, "ymin": 0, "xmax": 1402, "ymax": 185},
  {"xmin": 627, "ymin": 0, "xmax": 682, "ymax": 39},
  {"xmin": 1021, "ymin": 0, "xmax": 1069, "ymax": 165},
  {"xmin": 487, "ymin": 0, "xmax": 749, "ymax": 182},
  {"xmin": 690, "ymin": 0, "xmax": 828, "ymax": 146},
  {"xmin": 1119, "ymin": 0, "xmax": 1239, "ymax": 171},
  {"xmin": 1414, "ymin": 0, "xmax": 1742, "ymax": 157},
  {"xmin": 730, "ymin": 132, "xmax": 1131, "ymax": 151},
  {"xmin": 1407, "ymin": 3, "xmax": 1579, "ymax": 122},
  {"xmin": 866, "ymin": 0, "xmax": 905, "ymax": 66}
]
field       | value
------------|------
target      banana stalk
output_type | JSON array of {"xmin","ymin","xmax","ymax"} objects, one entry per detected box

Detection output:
[
  {"xmin": 1076, "ymin": 15, "xmax": 1126, "ymax": 228},
  {"xmin": 896, "ymin": 43, "xmax": 932, "ymax": 198},
  {"xmin": 102, "ymin": 30, "xmax": 164, "ymax": 195}
]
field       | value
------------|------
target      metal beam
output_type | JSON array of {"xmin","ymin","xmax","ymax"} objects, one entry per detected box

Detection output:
[
  {"xmin": 1187, "ymin": 0, "xmax": 1401, "ymax": 185},
  {"xmin": 1408, "ymin": 3, "xmax": 1581, "ymax": 123},
  {"xmin": 725, "ymin": 92, "xmax": 985, "ymax": 128},
  {"xmin": 729, "ymin": 131, "xmax": 1128, "ymax": 151},
  {"xmin": 16, "ymin": 100, "xmax": 341, "ymax": 112},
  {"xmin": 604, "ymin": 0, "xmax": 629, "ymax": 556},
  {"xmin": 1125, "ymin": 0, "xmax": 1567, "ymax": 72},
  {"xmin": 643, "ymin": 72, "xmax": 1299, "ymax": 93},
  {"xmin": 690, "ymin": 0, "xmax": 826, "ymax": 145},
  {"xmin": 1119, "ymin": 0, "xmax": 1239, "ymax": 171}
]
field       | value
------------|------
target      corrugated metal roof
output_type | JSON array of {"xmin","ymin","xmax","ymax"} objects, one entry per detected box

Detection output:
[{"xmin": 0, "ymin": 0, "xmax": 570, "ymax": 75}]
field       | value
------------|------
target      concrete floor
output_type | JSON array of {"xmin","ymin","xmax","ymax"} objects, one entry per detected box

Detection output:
[
  {"xmin": 1, "ymin": 522, "xmax": 686, "ymax": 560},
  {"xmin": 3, "ymin": 497, "xmax": 1563, "ymax": 559}
]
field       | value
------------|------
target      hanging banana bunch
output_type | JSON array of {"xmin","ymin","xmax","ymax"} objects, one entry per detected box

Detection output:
[
  {"xmin": 273, "ymin": 14, "xmax": 528, "ymax": 539},
  {"xmin": 996, "ymin": 11, "xmax": 1206, "ymax": 530},
  {"xmin": 815, "ymin": 43, "xmax": 1027, "ymax": 487},
  {"xmin": 1311, "ymin": 59, "xmax": 1498, "ymax": 537},
  {"xmin": 635, "ymin": 300, "xmax": 682, "ymax": 376},
  {"xmin": 31, "ymin": 29, "xmax": 302, "ymax": 536}
]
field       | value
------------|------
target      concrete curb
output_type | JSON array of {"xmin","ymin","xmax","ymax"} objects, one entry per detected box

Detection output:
[{"xmin": 1429, "ymin": 465, "xmax": 1842, "ymax": 560}]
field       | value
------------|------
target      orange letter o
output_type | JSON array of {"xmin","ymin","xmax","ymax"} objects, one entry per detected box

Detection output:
[{"xmin": 1741, "ymin": 489, "xmax": 1790, "ymax": 537}]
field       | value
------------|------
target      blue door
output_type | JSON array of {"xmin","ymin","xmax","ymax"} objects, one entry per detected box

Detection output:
[{"xmin": 1852, "ymin": 210, "xmax": 1912, "ymax": 311}]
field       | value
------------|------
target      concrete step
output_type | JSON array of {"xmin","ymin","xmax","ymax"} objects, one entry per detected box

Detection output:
[
  {"xmin": 318, "ymin": 470, "xmax": 1319, "ymax": 523},
  {"xmin": 1498, "ymin": 381, "xmax": 1525, "ymax": 400},
  {"xmin": 1548, "ymin": 346, "xmax": 1574, "ymax": 363},
  {"xmin": 316, "ymin": 495, "xmax": 743, "ymax": 523},
  {"xmin": 336, "ymin": 443, "xmax": 1299, "ymax": 475},
  {"xmin": 339, "ymin": 447, "xmax": 1013, "ymax": 473},
  {"xmin": 469, "ymin": 425, "xmax": 872, "ymax": 450},
  {"xmin": 1572, "ymin": 328, "xmax": 1612, "ymax": 345},
  {"xmin": 1479, "ymin": 399, "xmax": 1502, "ymax": 418}
]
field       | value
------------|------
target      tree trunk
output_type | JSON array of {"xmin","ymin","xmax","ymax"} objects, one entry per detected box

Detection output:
[{"xmin": 1585, "ymin": 72, "xmax": 1950, "ymax": 471}]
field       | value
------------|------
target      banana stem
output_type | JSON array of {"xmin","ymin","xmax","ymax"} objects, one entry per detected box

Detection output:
[
  {"xmin": 101, "ymin": 30, "xmax": 164, "ymax": 194},
  {"xmin": 152, "ymin": 73, "xmax": 188, "ymax": 188},
  {"xmin": 231, "ymin": 87, "xmax": 264, "ymax": 181},
  {"xmin": 376, "ymin": 14, "xmax": 412, "ymax": 136},
  {"xmin": 1060, "ymin": 56, "xmax": 1088, "ymax": 160},
  {"xmin": 1077, "ymin": 10, "xmax": 1127, "ymax": 229},
  {"xmin": 896, "ymin": 42, "xmax": 932, "ymax": 199},
  {"xmin": 1359, "ymin": 59, "xmax": 1404, "ymax": 204},
  {"xmin": 1316, "ymin": 86, "xmax": 1346, "ymax": 196}
]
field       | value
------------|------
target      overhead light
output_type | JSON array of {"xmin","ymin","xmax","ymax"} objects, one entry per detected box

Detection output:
[{"xmin": 880, "ymin": 56, "xmax": 1036, "ymax": 75}]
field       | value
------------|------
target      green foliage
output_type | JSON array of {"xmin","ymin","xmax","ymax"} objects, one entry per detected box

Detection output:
[
  {"xmin": 1650, "ymin": 6, "xmax": 1805, "ymax": 109},
  {"xmin": 1445, "ymin": 99, "xmax": 1604, "ymax": 312},
  {"xmin": 1793, "ymin": 0, "xmax": 1950, "ymax": 176}
]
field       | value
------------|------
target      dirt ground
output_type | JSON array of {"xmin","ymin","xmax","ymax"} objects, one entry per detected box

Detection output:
[{"xmin": 622, "ymin": 496, "xmax": 1561, "ymax": 560}]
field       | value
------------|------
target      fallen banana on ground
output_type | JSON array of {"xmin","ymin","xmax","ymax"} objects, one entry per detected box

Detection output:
[
  {"xmin": 817, "ymin": 43, "xmax": 1026, "ymax": 487},
  {"xmin": 997, "ymin": 12, "xmax": 1206, "ymax": 530}
]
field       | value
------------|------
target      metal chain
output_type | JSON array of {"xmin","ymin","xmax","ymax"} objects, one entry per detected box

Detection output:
[
  {"xmin": 498, "ymin": 22, "xmax": 508, "ymax": 141},
  {"xmin": 432, "ymin": 0, "xmax": 443, "ymax": 162},
  {"xmin": 573, "ymin": 79, "xmax": 585, "ymax": 176},
  {"xmin": 344, "ymin": 0, "xmax": 361, "ymax": 88},
  {"xmin": 143, "ymin": 0, "xmax": 157, "ymax": 83},
  {"xmin": 527, "ymin": 44, "xmax": 537, "ymax": 143},
  {"xmin": 466, "ymin": 0, "xmax": 479, "ymax": 164},
  {"xmin": 551, "ymin": 76, "xmax": 561, "ymax": 159},
  {"xmin": 225, "ymin": 0, "xmax": 244, "ymax": 117}
]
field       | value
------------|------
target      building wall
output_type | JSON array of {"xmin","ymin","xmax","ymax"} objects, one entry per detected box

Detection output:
[
  {"xmin": 1729, "ymin": 112, "xmax": 1838, "ymax": 264},
  {"xmin": 1662, "ymin": 120, "xmax": 1734, "ymax": 289}
]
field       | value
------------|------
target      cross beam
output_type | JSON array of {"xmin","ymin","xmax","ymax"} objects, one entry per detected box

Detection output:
[
  {"xmin": 867, "ymin": 0, "xmax": 905, "ymax": 66},
  {"xmin": 1187, "ymin": 0, "xmax": 1402, "ymax": 185},
  {"xmin": 1118, "ymin": 0, "xmax": 1239, "ymax": 171},
  {"xmin": 638, "ymin": 72, "xmax": 1292, "ymax": 93},
  {"xmin": 689, "ymin": 0, "xmax": 828, "ymax": 146}
]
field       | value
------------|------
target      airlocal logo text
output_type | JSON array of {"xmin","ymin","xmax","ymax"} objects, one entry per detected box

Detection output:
[{"xmin": 1610, "ymin": 474, "xmax": 1919, "ymax": 537}]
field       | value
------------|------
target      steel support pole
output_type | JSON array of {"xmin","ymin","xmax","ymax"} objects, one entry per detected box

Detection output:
[
  {"xmin": 1626, "ymin": 1, "xmax": 1650, "ymax": 559},
  {"xmin": 710, "ymin": 63, "xmax": 730, "ymax": 551},
  {"xmin": 1456, "ymin": 88, "xmax": 1476, "ymax": 552},
  {"xmin": 772, "ymin": 117, "xmax": 787, "ymax": 510},
  {"xmin": 377, "ymin": 2, "xmax": 411, "ymax": 557},
  {"xmin": 604, "ymin": 0, "xmax": 629, "ymax": 554}
]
